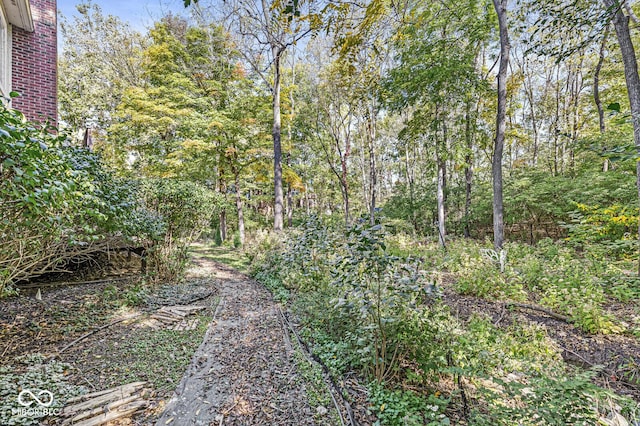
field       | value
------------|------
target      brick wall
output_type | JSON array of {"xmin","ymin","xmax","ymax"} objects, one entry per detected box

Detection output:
[{"xmin": 11, "ymin": 0, "xmax": 57, "ymax": 124}]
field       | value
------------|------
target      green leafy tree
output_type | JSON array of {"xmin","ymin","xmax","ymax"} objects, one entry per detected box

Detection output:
[
  {"xmin": 383, "ymin": 0, "xmax": 493, "ymax": 246},
  {"xmin": 184, "ymin": 0, "xmax": 322, "ymax": 231},
  {"xmin": 58, "ymin": 2, "xmax": 145, "ymax": 142}
]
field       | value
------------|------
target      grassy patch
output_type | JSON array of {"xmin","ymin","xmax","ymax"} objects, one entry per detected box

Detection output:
[
  {"xmin": 100, "ymin": 314, "xmax": 212, "ymax": 392},
  {"xmin": 292, "ymin": 349, "xmax": 342, "ymax": 425},
  {"xmin": 191, "ymin": 243, "xmax": 251, "ymax": 273}
]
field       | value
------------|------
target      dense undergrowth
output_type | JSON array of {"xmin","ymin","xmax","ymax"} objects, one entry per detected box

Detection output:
[
  {"xmin": 249, "ymin": 217, "xmax": 640, "ymax": 425},
  {"xmin": 0, "ymin": 107, "xmax": 220, "ymax": 296}
]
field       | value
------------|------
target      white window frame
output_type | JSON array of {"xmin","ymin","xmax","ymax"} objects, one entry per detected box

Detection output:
[{"xmin": 0, "ymin": 5, "xmax": 10, "ymax": 104}]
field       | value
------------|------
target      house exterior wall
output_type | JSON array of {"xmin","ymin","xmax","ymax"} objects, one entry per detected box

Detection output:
[{"xmin": 11, "ymin": 0, "xmax": 57, "ymax": 124}]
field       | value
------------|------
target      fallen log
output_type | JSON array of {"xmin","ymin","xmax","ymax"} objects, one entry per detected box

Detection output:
[
  {"xmin": 63, "ymin": 382, "xmax": 146, "ymax": 414},
  {"xmin": 63, "ymin": 395, "xmax": 139, "ymax": 424},
  {"xmin": 505, "ymin": 302, "xmax": 572, "ymax": 323},
  {"xmin": 67, "ymin": 400, "xmax": 147, "ymax": 426},
  {"xmin": 62, "ymin": 382, "xmax": 149, "ymax": 426},
  {"xmin": 65, "ymin": 382, "xmax": 146, "ymax": 405}
]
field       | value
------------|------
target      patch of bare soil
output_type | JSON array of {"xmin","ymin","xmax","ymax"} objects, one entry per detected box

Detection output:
[
  {"xmin": 1, "ymin": 279, "xmax": 138, "ymax": 364},
  {"xmin": 441, "ymin": 287, "xmax": 640, "ymax": 401},
  {"xmin": 1, "ymin": 271, "xmax": 219, "ymax": 425},
  {"xmin": 155, "ymin": 257, "xmax": 317, "ymax": 425}
]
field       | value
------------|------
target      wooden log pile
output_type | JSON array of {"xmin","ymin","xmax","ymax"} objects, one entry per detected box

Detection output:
[
  {"xmin": 61, "ymin": 382, "xmax": 149, "ymax": 426},
  {"xmin": 148, "ymin": 305, "xmax": 205, "ymax": 330}
]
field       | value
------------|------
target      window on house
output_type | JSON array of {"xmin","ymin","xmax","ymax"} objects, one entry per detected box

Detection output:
[{"xmin": 0, "ymin": 9, "xmax": 9, "ymax": 102}]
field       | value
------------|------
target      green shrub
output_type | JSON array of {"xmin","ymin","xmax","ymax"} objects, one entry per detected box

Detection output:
[
  {"xmin": 214, "ymin": 226, "xmax": 223, "ymax": 246},
  {"xmin": 474, "ymin": 369, "xmax": 636, "ymax": 426},
  {"xmin": 331, "ymin": 222, "xmax": 434, "ymax": 381},
  {"xmin": 0, "ymin": 106, "xmax": 161, "ymax": 295},
  {"xmin": 142, "ymin": 179, "xmax": 220, "ymax": 280},
  {"xmin": 540, "ymin": 284, "xmax": 622, "ymax": 334},
  {"xmin": 454, "ymin": 316, "xmax": 561, "ymax": 376},
  {"xmin": 453, "ymin": 254, "xmax": 527, "ymax": 301},
  {"xmin": 564, "ymin": 203, "xmax": 638, "ymax": 257},
  {"xmin": 368, "ymin": 383, "xmax": 449, "ymax": 426},
  {"xmin": 253, "ymin": 270, "xmax": 290, "ymax": 303},
  {"xmin": 233, "ymin": 232, "xmax": 242, "ymax": 248}
]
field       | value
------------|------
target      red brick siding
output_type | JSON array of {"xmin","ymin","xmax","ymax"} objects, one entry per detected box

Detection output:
[{"xmin": 11, "ymin": 0, "xmax": 57, "ymax": 124}]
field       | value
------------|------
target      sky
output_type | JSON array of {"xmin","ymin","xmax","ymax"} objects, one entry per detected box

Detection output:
[{"xmin": 57, "ymin": 0, "xmax": 189, "ymax": 32}]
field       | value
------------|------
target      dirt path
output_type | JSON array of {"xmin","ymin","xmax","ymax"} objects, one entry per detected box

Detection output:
[{"xmin": 155, "ymin": 256, "xmax": 316, "ymax": 426}]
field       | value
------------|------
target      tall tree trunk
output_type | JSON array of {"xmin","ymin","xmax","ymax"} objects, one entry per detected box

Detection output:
[
  {"xmin": 437, "ymin": 155, "xmax": 446, "ymax": 248},
  {"xmin": 367, "ymin": 109, "xmax": 377, "ymax": 226},
  {"xmin": 464, "ymin": 99, "xmax": 473, "ymax": 238},
  {"xmin": 361, "ymin": 145, "xmax": 369, "ymax": 211},
  {"xmin": 341, "ymin": 158, "xmax": 350, "ymax": 226},
  {"xmin": 219, "ymin": 168, "xmax": 227, "ymax": 243},
  {"xmin": 404, "ymin": 146, "xmax": 418, "ymax": 233},
  {"xmin": 523, "ymin": 62, "xmax": 539, "ymax": 166},
  {"xmin": 272, "ymin": 48, "xmax": 284, "ymax": 231},
  {"xmin": 552, "ymin": 65, "xmax": 561, "ymax": 176},
  {"xmin": 595, "ymin": 26, "xmax": 610, "ymax": 171},
  {"xmin": 220, "ymin": 209, "xmax": 227, "ymax": 242},
  {"xmin": 305, "ymin": 190, "xmax": 310, "ymax": 215},
  {"xmin": 604, "ymin": 0, "xmax": 640, "ymax": 275},
  {"xmin": 287, "ymin": 183, "xmax": 293, "ymax": 227},
  {"xmin": 492, "ymin": 0, "xmax": 510, "ymax": 251},
  {"xmin": 235, "ymin": 169, "xmax": 245, "ymax": 247}
]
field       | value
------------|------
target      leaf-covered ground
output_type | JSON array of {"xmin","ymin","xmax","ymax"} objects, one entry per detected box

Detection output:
[
  {"xmin": 0, "ymin": 248, "xmax": 345, "ymax": 425},
  {"xmin": 2, "ymin": 244, "xmax": 640, "ymax": 425}
]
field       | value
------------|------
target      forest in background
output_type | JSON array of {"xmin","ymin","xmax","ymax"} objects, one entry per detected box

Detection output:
[
  {"xmin": 3, "ymin": 0, "xmax": 640, "ymax": 424},
  {"xmin": 55, "ymin": 0, "xmax": 640, "ymax": 252}
]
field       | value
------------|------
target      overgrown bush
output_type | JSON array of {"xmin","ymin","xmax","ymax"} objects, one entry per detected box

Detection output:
[
  {"xmin": 331, "ymin": 222, "xmax": 433, "ymax": 381},
  {"xmin": 250, "ymin": 221, "xmax": 639, "ymax": 425},
  {"xmin": 564, "ymin": 203, "xmax": 638, "ymax": 257},
  {"xmin": 474, "ymin": 369, "xmax": 636, "ymax": 425},
  {"xmin": 142, "ymin": 178, "xmax": 220, "ymax": 280},
  {"xmin": 0, "ymin": 107, "xmax": 161, "ymax": 295}
]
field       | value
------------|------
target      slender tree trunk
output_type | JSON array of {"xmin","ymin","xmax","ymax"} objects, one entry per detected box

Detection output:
[
  {"xmin": 367, "ymin": 110, "xmax": 377, "ymax": 226},
  {"xmin": 523, "ymin": 63, "xmax": 539, "ymax": 166},
  {"xmin": 437, "ymin": 155, "xmax": 446, "ymax": 248},
  {"xmin": 220, "ymin": 209, "xmax": 227, "ymax": 242},
  {"xmin": 361, "ymin": 144, "xmax": 369, "ymax": 211},
  {"xmin": 624, "ymin": 0, "xmax": 640, "ymax": 25},
  {"xmin": 405, "ymin": 146, "xmax": 418, "ymax": 233},
  {"xmin": 569, "ymin": 61, "xmax": 584, "ymax": 173},
  {"xmin": 595, "ymin": 26, "xmax": 610, "ymax": 171},
  {"xmin": 305, "ymin": 190, "xmax": 310, "ymax": 215},
  {"xmin": 553, "ymin": 65, "xmax": 561, "ymax": 176},
  {"xmin": 492, "ymin": 0, "xmax": 510, "ymax": 250},
  {"xmin": 287, "ymin": 183, "xmax": 293, "ymax": 227},
  {"xmin": 464, "ymin": 99, "xmax": 473, "ymax": 238},
  {"xmin": 272, "ymin": 48, "xmax": 284, "ymax": 231},
  {"xmin": 218, "ymin": 168, "xmax": 227, "ymax": 243},
  {"xmin": 604, "ymin": 0, "xmax": 640, "ymax": 275},
  {"xmin": 235, "ymin": 169, "xmax": 245, "ymax": 246},
  {"xmin": 342, "ymin": 158, "xmax": 350, "ymax": 226}
]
